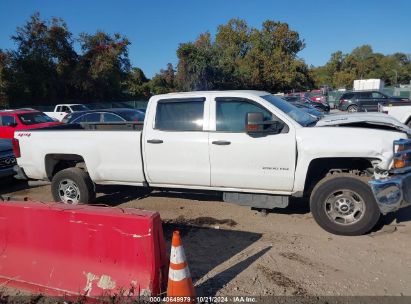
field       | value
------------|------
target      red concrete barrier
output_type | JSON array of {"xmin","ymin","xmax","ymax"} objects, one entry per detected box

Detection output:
[{"xmin": 0, "ymin": 201, "xmax": 168, "ymax": 298}]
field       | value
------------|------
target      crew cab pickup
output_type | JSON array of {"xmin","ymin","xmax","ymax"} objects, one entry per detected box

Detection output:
[
  {"xmin": 379, "ymin": 101, "xmax": 411, "ymax": 128},
  {"xmin": 45, "ymin": 104, "xmax": 89, "ymax": 121},
  {"xmin": 13, "ymin": 91, "xmax": 411, "ymax": 235}
]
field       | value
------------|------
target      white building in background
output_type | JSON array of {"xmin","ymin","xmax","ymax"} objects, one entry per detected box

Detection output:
[{"xmin": 353, "ymin": 79, "xmax": 385, "ymax": 91}]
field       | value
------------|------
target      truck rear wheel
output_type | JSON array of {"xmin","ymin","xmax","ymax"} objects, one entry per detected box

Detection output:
[
  {"xmin": 310, "ymin": 174, "xmax": 380, "ymax": 236},
  {"xmin": 51, "ymin": 168, "xmax": 96, "ymax": 204}
]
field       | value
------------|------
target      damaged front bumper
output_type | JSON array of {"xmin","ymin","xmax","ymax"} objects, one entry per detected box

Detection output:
[
  {"xmin": 369, "ymin": 138, "xmax": 411, "ymax": 214},
  {"xmin": 369, "ymin": 173, "xmax": 411, "ymax": 214}
]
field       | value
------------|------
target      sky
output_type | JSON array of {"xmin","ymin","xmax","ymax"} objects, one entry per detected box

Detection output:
[{"xmin": 1, "ymin": 0, "xmax": 410, "ymax": 78}]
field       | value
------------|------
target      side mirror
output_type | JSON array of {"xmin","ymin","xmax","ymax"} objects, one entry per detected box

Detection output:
[
  {"xmin": 246, "ymin": 112, "xmax": 284, "ymax": 135},
  {"xmin": 246, "ymin": 112, "xmax": 264, "ymax": 132}
]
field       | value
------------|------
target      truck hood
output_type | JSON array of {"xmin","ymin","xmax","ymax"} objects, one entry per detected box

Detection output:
[{"xmin": 316, "ymin": 112, "xmax": 411, "ymax": 134}]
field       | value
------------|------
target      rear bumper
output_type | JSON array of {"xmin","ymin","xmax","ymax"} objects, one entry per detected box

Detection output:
[
  {"xmin": 13, "ymin": 165, "xmax": 28, "ymax": 180},
  {"xmin": 369, "ymin": 173, "xmax": 411, "ymax": 214}
]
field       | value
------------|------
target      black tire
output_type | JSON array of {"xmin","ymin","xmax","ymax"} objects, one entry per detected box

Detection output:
[
  {"xmin": 310, "ymin": 174, "xmax": 380, "ymax": 236},
  {"xmin": 347, "ymin": 105, "xmax": 358, "ymax": 113},
  {"xmin": 51, "ymin": 168, "xmax": 96, "ymax": 204}
]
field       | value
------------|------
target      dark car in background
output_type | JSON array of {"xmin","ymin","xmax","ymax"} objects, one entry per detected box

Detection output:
[
  {"xmin": 338, "ymin": 91, "xmax": 409, "ymax": 112},
  {"xmin": 63, "ymin": 108, "xmax": 146, "ymax": 124},
  {"xmin": 0, "ymin": 139, "xmax": 16, "ymax": 179},
  {"xmin": 281, "ymin": 97, "xmax": 323, "ymax": 118},
  {"xmin": 283, "ymin": 96, "xmax": 330, "ymax": 113}
]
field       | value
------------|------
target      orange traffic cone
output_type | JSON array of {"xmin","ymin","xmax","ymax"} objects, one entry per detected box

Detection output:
[{"xmin": 167, "ymin": 231, "xmax": 196, "ymax": 303}]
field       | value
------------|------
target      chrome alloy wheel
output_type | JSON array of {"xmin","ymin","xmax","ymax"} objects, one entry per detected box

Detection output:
[
  {"xmin": 324, "ymin": 190, "xmax": 366, "ymax": 225},
  {"xmin": 58, "ymin": 179, "xmax": 80, "ymax": 204}
]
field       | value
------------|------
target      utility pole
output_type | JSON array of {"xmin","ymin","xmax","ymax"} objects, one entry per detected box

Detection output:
[{"xmin": 393, "ymin": 69, "xmax": 398, "ymax": 86}]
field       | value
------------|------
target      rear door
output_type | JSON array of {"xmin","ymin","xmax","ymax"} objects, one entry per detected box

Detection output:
[
  {"xmin": 357, "ymin": 92, "xmax": 374, "ymax": 111},
  {"xmin": 371, "ymin": 91, "xmax": 388, "ymax": 110},
  {"xmin": 208, "ymin": 97, "xmax": 296, "ymax": 191},
  {"xmin": 143, "ymin": 97, "xmax": 210, "ymax": 187}
]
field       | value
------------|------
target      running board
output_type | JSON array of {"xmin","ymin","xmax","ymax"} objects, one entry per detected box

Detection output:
[{"xmin": 223, "ymin": 192, "xmax": 289, "ymax": 209}]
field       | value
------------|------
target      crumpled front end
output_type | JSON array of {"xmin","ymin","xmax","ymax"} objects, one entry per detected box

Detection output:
[{"xmin": 369, "ymin": 138, "xmax": 411, "ymax": 214}]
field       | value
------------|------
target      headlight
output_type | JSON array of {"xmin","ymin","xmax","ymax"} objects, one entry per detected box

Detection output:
[{"xmin": 393, "ymin": 139, "xmax": 411, "ymax": 171}]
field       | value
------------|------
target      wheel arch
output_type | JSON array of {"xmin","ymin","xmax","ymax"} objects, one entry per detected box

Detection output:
[
  {"xmin": 45, "ymin": 154, "xmax": 86, "ymax": 180},
  {"xmin": 303, "ymin": 157, "xmax": 374, "ymax": 197}
]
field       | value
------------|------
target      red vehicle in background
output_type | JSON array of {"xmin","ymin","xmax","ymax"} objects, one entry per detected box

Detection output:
[{"xmin": 0, "ymin": 109, "xmax": 62, "ymax": 139}]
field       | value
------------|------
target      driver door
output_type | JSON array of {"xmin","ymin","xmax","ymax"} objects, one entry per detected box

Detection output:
[{"xmin": 209, "ymin": 97, "xmax": 296, "ymax": 191}]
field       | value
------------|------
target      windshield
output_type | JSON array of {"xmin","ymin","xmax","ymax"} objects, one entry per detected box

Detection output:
[
  {"xmin": 261, "ymin": 95, "xmax": 318, "ymax": 127},
  {"xmin": 71, "ymin": 105, "xmax": 89, "ymax": 111},
  {"xmin": 18, "ymin": 112, "xmax": 55, "ymax": 125}
]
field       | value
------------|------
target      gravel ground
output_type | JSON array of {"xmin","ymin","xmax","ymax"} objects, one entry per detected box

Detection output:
[{"xmin": 1, "ymin": 178, "xmax": 410, "ymax": 298}]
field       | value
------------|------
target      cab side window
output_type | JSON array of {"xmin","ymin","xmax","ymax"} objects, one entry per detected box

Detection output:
[
  {"xmin": 155, "ymin": 98, "xmax": 205, "ymax": 131},
  {"xmin": 215, "ymin": 98, "xmax": 273, "ymax": 132},
  {"xmin": 61, "ymin": 106, "xmax": 70, "ymax": 113}
]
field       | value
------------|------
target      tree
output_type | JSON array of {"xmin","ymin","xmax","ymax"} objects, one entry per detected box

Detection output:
[
  {"xmin": 0, "ymin": 50, "xmax": 9, "ymax": 107},
  {"xmin": 76, "ymin": 31, "xmax": 131, "ymax": 101},
  {"xmin": 149, "ymin": 63, "xmax": 176, "ymax": 94},
  {"xmin": 126, "ymin": 67, "xmax": 150, "ymax": 98},
  {"xmin": 6, "ymin": 13, "xmax": 77, "ymax": 106},
  {"xmin": 310, "ymin": 45, "xmax": 411, "ymax": 89},
  {"xmin": 175, "ymin": 18, "xmax": 312, "ymax": 92},
  {"xmin": 176, "ymin": 32, "xmax": 218, "ymax": 91}
]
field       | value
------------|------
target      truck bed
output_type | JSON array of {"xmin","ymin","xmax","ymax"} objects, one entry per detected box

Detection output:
[{"xmin": 16, "ymin": 122, "xmax": 146, "ymax": 185}]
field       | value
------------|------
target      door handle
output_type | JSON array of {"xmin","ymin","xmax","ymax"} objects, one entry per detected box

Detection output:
[
  {"xmin": 212, "ymin": 140, "xmax": 231, "ymax": 145},
  {"xmin": 147, "ymin": 139, "xmax": 163, "ymax": 144}
]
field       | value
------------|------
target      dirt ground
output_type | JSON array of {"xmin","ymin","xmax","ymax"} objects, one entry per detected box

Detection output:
[{"xmin": 1, "ymin": 178, "xmax": 411, "ymax": 298}]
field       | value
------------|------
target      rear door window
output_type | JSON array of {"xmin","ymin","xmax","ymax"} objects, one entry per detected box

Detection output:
[
  {"xmin": 103, "ymin": 113, "xmax": 125, "ymax": 122},
  {"xmin": 0, "ymin": 115, "xmax": 16, "ymax": 126},
  {"xmin": 357, "ymin": 92, "xmax": 372, "ymax": 99},
  {"xmin": 155, "ymin": 98, "xmax": 205, "ymax": 131},
  {"xmin": 372, "ymin": 92, "xmax": 386, "ymax": 99},
  {"xmin": 72, "ymin": 113, "xmax": 101, "ymax": 123},
  {"xmin": 342, "ymin": 93, "xmax": 354, "ymax": 99}
]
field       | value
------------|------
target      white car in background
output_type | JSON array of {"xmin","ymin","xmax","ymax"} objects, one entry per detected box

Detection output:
[
  {"xmin": 379, "ymin": 101, "xmax": 411, "ymax": 127},
  {"xmin": 44, "ymin": 104, "xmax": 89, "ymax": 122}
]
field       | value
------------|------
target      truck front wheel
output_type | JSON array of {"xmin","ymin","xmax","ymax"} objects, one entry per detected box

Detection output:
[
  {"xmin": 310, "ymin": 174, "xmax": 380, "ymax": 236},
  {"xmin": 51, "ymin": 168, "xmax": 96, "ymax": 204}
]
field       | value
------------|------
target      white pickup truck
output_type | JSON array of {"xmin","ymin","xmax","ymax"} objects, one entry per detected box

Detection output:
[
  {"xmin": 13, "ymin": 91, "xmax": 411, "ymax": 235},
  {"xmin": 45, "ymin": 104, "xmax": 89, "ymax": 121},
  {"xmin": 379, "ymin": 101, "xmax": 411, "ymax": 127}
]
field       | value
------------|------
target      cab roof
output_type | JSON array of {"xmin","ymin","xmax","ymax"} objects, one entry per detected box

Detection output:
[{"xmin": 0, "ymin": 109, "xmax": 40, "ymax": 115}]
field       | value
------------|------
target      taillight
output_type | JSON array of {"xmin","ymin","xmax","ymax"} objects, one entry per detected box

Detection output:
[{"xmin": 12, "ymin": 138, "xmax": 21, "ymax": 158}]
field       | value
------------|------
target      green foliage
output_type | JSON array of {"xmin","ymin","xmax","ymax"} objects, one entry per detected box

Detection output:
[
  {"xmin": 175, "ymin": 18, "xmax": 312, "ymax": 92},
  {"xmin": 76, "ymin": 31, "xmax": 131, "ymax": 101},
  {"xmin": 311, "ymin": 45, "xmax": 411, "ymax": 89},
  {"xmin": 2, "ymin": 13, "xmax": 410, "ymax": 108},
  {"xmin": 2, "ymin": 13, "xmax": 133, "ymax": 107}
]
